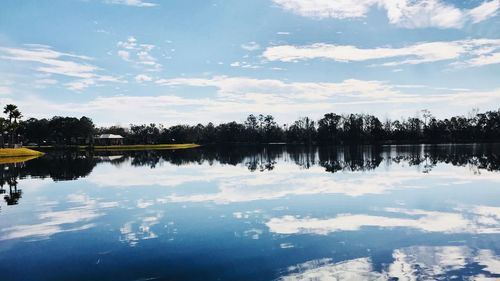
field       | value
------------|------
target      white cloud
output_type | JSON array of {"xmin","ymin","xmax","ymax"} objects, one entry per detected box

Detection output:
[
  {"xmin": 65, "ymin": 79, "xmax": 96, "ymax": 91},
  {"xmin": 262, "ymin": 38, "xmax": 500, "ymax": 67},
  {"xmin": 156, "ymin": 76, "xmax": 404, "ymax": 101},
  {"xmin": 117, "ymin": 50, "xmax": 130, "ymax": 60},
  {"xmin": 5, "ymin": 75, "xmax": 500, "ymax": 125},
  {"xmin": 468, "ymin": 0, "xmax": 500, "ymax": 23},
  {"xmin": 0, "ymin": 45, "xmax": 121, "ymax": 91},
  {"xmin": 65, "ymin": 75, "xmax": 123, "ymax": 91},
  {"xmin": 272, "ymin": 0, "xmax": 500, "ymax": 28},
  {"xmin": 0, "ymin": 46, "xmax": 96, "ymax": 78},
  {"xmin": 273, "ymin": 0, "xmax": 378, "ymax": 19},
  {"xmin": 135, "ymin": 74, "xmax": 153, "ymax": 82},
  {"xmin": 241, "ymin": 41, "xmax": 261, "ymax": 51},
  {"xmin": 117, "ymin": 36, "xmax": 162, "ymax": 71},
  {"xmin": 382, "ymin": 0, "xmax": 465, "ymax": 29},
  {"xmin": 229, "ymin": 61, "xmax": 261, "ymax": 69},
  {"xmin": 463, "ymin": 52, "xmax": 500, "ymax": 67},
  {"xmin": 105, "ymin": 0, "xmax": 157, "ymax": 7}
]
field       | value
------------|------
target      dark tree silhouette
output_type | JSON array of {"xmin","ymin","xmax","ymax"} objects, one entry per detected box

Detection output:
[{"xmin": 11, "ymin": 107, "xmax": 500, "ymax": 146}]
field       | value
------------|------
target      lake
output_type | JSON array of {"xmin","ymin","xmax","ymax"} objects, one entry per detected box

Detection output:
[{"xmin": 0, "ymin": 144, "xmax": 499, "ymax": 281}]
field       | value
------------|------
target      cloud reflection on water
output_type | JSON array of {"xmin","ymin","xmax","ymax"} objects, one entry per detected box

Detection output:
[
  {"xmin": 0, "ymin": 193, "xmax": 117, "ymax": 241},
  {"xmin": 267, "ymin": 206, "xmax": 500, "ymax": 235},
  {"xmin": 78, "ymin": 156, "xmax": 500, "ymax": 206},
  {"xmin": 279, "ymin": 246, "xmax": 500, "ymax": 281}
]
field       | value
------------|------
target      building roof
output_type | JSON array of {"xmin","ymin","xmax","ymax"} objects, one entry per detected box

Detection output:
[{"xmin": 96, "ymin": 134, "xmax": 124, "ymax": 139}]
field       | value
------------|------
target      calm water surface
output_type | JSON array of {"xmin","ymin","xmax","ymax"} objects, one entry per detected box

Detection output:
[{"xmin": 0, "ymin": 144, "xmax": 500, "ymax": 281}]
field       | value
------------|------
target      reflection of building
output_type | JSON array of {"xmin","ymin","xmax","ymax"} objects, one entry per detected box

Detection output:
[
  {"xmin": 96, "ymin": 155, "xmax": 125, "ymax": 162},
  {"xmin": 95, "ymin": 134, "xmax": 124, "ymax": 146}
]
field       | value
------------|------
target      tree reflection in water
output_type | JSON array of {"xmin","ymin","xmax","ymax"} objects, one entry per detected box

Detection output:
[
  {"xmin": 0, "ymin": 144, "xmax": 498, "ymax": 210},
  {"xmin": 0, "ymin": 162, "xmax": 24, "ymax": 207}
]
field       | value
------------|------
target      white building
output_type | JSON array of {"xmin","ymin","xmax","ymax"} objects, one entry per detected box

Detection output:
[{"xmin": 95, "ymin": 134, "xmax": 124, "ymax": 145}]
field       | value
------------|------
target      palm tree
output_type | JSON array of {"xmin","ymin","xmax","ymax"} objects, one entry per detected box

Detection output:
[
  {"xmin": 12, "ymin": 109, "xmax": 22, "ymax": 123},
  {"xmin": 11, "ymin": 109, "xmax": 22, "ymax": 144},
  {"xmin": 3, "ymin": 104, "xmax": 17, "ymax": 123},
  {"xmin": 3, "ymin": 104, "xmax": 21, "ymax": 146}
]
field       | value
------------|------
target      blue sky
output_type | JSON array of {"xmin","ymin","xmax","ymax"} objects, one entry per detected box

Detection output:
[{"xmin": 0, "ymin": 0, "xmax": 499, "ymax": 126}]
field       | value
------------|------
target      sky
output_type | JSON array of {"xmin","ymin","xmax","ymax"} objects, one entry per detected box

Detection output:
[{"xmin": 0, "ymin": 0, "xmax": 499, "ymax": 126}]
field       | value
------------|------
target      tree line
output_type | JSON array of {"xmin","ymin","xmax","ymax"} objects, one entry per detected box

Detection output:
[
  {"xmin": 6, "ymin": 105, "xmax": 500, "ymax": 146},
  {"xmin": 95, "ymin": 110, "xmax": 499, "ymax": 144}
]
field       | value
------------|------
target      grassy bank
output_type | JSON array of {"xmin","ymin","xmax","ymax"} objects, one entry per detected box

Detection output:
[
  {"xmin": 91, "ymin": 144, "xmax": 200, "ymax": 151},
  {"xmin": 0, "ymin": 155, "xmax": 42, "ymax": 164},
  {"xmin": 0, "ymin": 148, "xmax": 45, "ymax": 158}
]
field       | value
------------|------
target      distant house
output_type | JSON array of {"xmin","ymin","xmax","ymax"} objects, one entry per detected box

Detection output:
[{"xmin": 95, "ymin": 134, "xmax": 124, "ymax": 146}]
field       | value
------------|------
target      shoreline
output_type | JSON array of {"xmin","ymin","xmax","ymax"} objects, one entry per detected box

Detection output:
[
  {"xmin": 23, "ymin": 141, "xmax": 500, "ymax": 150},
  {"xmin": 0, "ymin": 148, "xmax": 45, "ymax": 158},
  {"xmin": 24, "ymin": 143, "xmax": 201, "ymax": 151},
  {"xmin": 90, "ymin": 144, "xmax": 200, "ymax": 151}
]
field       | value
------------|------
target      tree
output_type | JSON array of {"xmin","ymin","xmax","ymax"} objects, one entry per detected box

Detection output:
[
  {"xmin": 287, "ymin": 117, "xmax": 316, "ymax": 143},
  {"xmin": 421, "ymin": 109, "xmax": 432, "ymax": 128},
  {"xmin": 3, "ymin": 104, "xmax": 22, "ymax": 146},
  {"xmin": 244, "ymin": 114, "xmax": 260, "ymax": 142},
  {"xmin": 318, "ymin": 113, "xmax": 341, "ymax": 143},
  {"xmin": 19, "ymin": 118, "xmax": 49, "ymax": 146},
  {"xmin": 0, "ymin": 118, "xmax": 7, "ymax": 148}
]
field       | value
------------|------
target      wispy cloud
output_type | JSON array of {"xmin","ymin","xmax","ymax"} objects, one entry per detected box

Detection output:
[
  {"xmin": 117, "ymin": 36, "xmax": 162, "ymax": 71},
  {"xmin": 156, "ymin": 76, "xmax": 405, "ymax": 101},
  {"xmin": 105, "ymin": 0, "xmax": 157, "ymax": 7},
  {"xmin": 272, "ymin": 0, "xmax": 500, "ymax": 28},
  {"xmin": 0, "ymin": 46, "xmax": 96, "ymax": 78},
  {"xmin": 468, "ymin": 0, "xmax": 500, "ymax": 23},
  {"xmin": 4, "ymin": 75, "xmax": 500, "ymax": 125},
  {"xmin": 241, "ymin": 41, "xmax": 261, "ymax": 51},
  {"xmin": 135, "ymin": 74, "xmax": 153, "ymax": 83},
  {"xmin": 263, "ymin": 38, "xmax": 500, "ymax": 67},
  {"xmin": 229, "ymin": 61, "xmax": 261, "ymax": 69},
  {"xmin": 0, "ymin": 45, "xmax": 121, "ymax": 91}
]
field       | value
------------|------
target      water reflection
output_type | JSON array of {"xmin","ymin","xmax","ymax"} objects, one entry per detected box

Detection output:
[
  {"xmin": 0, "ymin": 144, "xmax": 497, "ymax": 208},
  {"xmin": 266, "ymin": 206, "xmax": 500, "ymax": 235},
  {"xmin": 279, "ymin": 246, "xmax": 500, "ymax": 280},
  {"xmin": 0, "ymin": 161, "xmax": 24, "ymax": 207},
  {"xmin": 2, "ymin": 144, "xmax": 499, "ymax": 182},
  {"xmin": 0, "ymin": 192, "xmax": 118, "ymax": 241},
  {"xmin": 0, "ymin": 144, "xmax": 499, "ymax": 281}
]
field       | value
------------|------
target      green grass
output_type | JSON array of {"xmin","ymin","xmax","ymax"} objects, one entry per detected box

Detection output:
[{"xmin": 90, "ymin": 143, "xmax": 200, "ymax": 151}]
